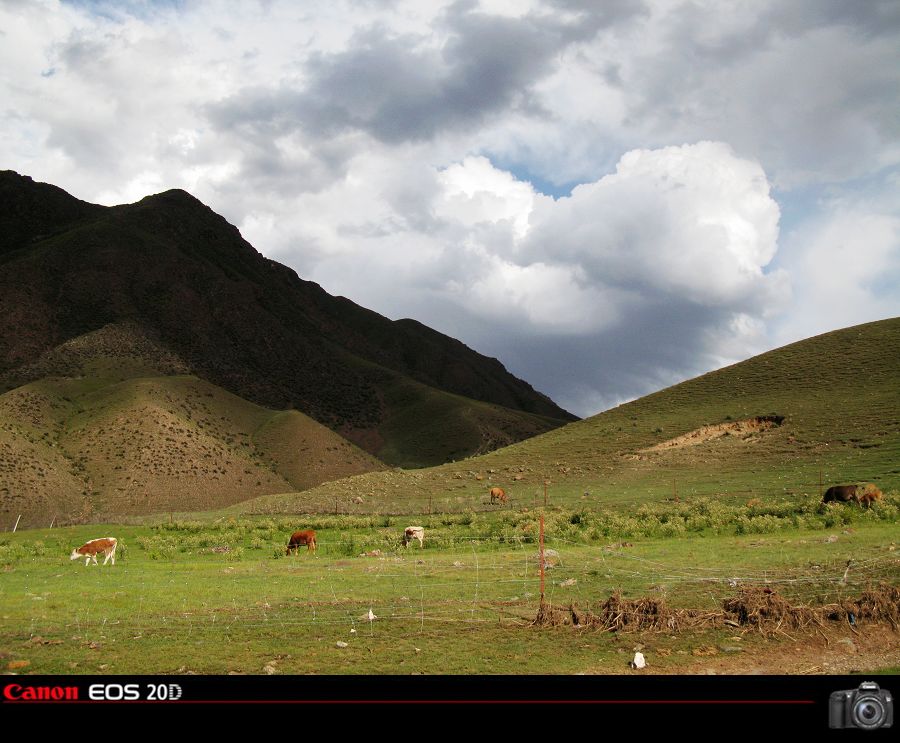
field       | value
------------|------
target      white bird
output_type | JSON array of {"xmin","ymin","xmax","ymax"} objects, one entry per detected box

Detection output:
[{"xmin": 367, "ymin": 609, "xmax": 377, "ymax": 621}]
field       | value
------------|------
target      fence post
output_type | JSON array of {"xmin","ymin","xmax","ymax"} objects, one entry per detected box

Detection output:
[
  {"xmin": 539, "ymin": 512, "xmax": 545, "ymax": 603},
  {"xmin": 544, "ymin": 480, "xmax": 548, "ymax": 507}
]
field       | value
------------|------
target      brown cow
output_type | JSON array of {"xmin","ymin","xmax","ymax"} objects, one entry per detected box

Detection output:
[
  {"xmin": 286, "ymin": 530, "xmax": 317, "ymax": 554},
  {"xmin": 859, "ymin": 483, "xmax": 883, "ymax": 508},
  {"xmin": 70, "ymin": 537, "xmax": 118, "ymax": 566},
  {"xmin": 822, "ymin": 484, "xmax": 859, "ymax": 504},
  {"xmin": 489, "ymin": 487, "xmax": 507, "ymax": 505}
]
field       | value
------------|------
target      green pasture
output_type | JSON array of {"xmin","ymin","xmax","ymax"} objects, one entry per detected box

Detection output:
[{"xmin": 1, "ymin": 497, "xmax": 898, "ymax": 675}]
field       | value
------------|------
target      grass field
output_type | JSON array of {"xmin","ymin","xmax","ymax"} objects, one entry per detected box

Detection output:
[{"xmin": 2, "ymin": 497, "xmax": 898, "ymax": 675}]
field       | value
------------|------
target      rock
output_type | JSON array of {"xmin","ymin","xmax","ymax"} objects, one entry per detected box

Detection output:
[
  {"xmin": 336, "ymin": 641, "xmax": 349, "ymax": 648},
  {"xmin": 719, "ymin": 646, "xmax": 744, "ymax": 653}
]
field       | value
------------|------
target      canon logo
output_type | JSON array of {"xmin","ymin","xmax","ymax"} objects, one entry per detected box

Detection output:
[{"xmin": 4, "ymin": 684, "xmax": 79, "ymax": 701}]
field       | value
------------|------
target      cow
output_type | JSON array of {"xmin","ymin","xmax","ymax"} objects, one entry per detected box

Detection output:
[
  {"xmin": 286, "ymin": 529, "xmax": 317, "ymax": 554},
  {"xmin": 402, "ymin": 526, "xmax": 425, "ymax": 549},
  {"xmin": 822, "ymin": 484, "xmax": 859, "ymax": 504},
  {"xmin": 489, "ymin": 487, "xmax": 507, "ymax": 506},
  {"xmin": 70, "ymin": 537, "xmax": 118, "ymax": 566},
  {"xmin": 859, "ymin": 483, "xmax": 883, "ymax": 509}
]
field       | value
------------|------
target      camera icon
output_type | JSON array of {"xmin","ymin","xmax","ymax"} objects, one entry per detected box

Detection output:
[{"xmin": 829, "ymin": 681, "xmax": 893, "ymax": 730}]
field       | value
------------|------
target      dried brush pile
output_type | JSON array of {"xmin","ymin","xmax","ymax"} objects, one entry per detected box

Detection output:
[
  {"xmin": 832, "ymin": 584, "xmax": 900, "ymax": 630},
  {"xmin": 535, "ymin": 591, "xmax": 708, "ymax": 632},
  {"xmin": 721, "ymin": 586, "xmax": 822, "ymax": 630},
  {"xmin": 534, "ymin": 583, "xmax": 900, "ymax": 635}
]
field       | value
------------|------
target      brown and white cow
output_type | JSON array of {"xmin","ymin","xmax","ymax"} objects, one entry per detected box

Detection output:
[
  {"xmin": 286, "ymin": 530, "xmax": 317, "ymax": 554},
  {"xmin": 402, "ymin": 526, "xmax": 424, "ymax": 548},
  {"xmin": 70, "ymin": 537, "xmax": 118, "ymax": 566},
  {"xmin": 489, "ymin": 487, "xmax": 507, "ymax": 505}
]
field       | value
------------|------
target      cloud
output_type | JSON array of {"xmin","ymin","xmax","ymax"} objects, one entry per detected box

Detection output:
[
  {"xmin": 264, "ymin": 143, "xmax": 787, "ymax": 415},
  {"xmin": 773, "ymin": 183, "xmax": 900, "ymax": 346},
  {"xmin": 522, "ymin": 142, "xmax": 785, "ymax": 309},
  {"xmin": 206, "ymin": 4, "xmax": 588, "ymax": 152}
]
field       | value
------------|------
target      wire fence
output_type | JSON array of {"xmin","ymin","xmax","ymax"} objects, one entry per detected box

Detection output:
[{"xmin": 3, "ymin": 530, "xmax": 897, "ymax": 640}]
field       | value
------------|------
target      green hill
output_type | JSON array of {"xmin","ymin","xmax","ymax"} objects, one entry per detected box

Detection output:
[
  {"xmin": 0, "ymin": 326, "xmax": 386, "ymax": 528},
  {"xmin": 237, "ymin": 317, "xmax": 900, "ymax": 515}
]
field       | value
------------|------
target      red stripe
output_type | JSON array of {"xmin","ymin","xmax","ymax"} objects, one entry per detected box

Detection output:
[{"xmin": 4, "ymin": 699, "xmax": 816, "ymax": 705}]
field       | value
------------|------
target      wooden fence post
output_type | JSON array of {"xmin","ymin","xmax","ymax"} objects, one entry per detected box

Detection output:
[{"xmin": 539, "ymin": 512, "xmax": 545, "ymax": 604}]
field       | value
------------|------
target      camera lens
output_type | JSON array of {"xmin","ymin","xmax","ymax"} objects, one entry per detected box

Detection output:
[{"xmin": 852, "ymin": 696, "xmax": 886, "ymax": 729}]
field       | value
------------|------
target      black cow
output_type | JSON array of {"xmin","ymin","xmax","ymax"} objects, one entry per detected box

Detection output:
[{"xmin": 823, "ymin": 485, "xmax": 859, "ymax": 504}]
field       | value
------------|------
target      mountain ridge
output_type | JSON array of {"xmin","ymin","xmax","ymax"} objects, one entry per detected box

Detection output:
[{"xmin": 0, "ymin": 170, "xmax": 575, "ymax": 471}]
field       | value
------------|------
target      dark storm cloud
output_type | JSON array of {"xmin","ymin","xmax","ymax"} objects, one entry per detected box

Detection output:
[
  {"xmin": 428, "ymin": 294, "xmax": 751, "ymax": 418},
  {"xmin": 768, "ymin": 0, "xmax": 900, "ymax": 38},
  {"xmin": 207, "ymin": 6, "xmax": 599, "ymax": 148}
]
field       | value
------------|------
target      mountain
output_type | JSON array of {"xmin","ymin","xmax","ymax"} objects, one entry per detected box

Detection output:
[
  {"xmin": 238, "ymin": 318, "xmax": 900, "ymax": 514},
  {"xmin": 0, "ymin": 171, "xmax": 575, "ymax": 475},
  {"xmin": 0, "ymin": 363, "xmax": 386, "ymax": 527}
]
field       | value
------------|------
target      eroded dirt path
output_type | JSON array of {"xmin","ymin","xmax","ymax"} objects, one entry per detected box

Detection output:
[{"xmin": 641, "ymin": 415, "xmax": 784, "ymax": 453}]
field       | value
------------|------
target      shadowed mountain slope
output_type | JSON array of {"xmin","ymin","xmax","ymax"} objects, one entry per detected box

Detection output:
[{"xmin": 0, "ymin": 171, "xmax": 574, "ymax": 472}]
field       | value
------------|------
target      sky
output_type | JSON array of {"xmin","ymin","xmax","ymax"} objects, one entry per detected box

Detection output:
[{"xmin": 2, "ymin": 0, "xmax": 899, "ymax": 417}]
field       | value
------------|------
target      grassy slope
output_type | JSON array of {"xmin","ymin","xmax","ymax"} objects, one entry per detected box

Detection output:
[
  {"xmin": 0, "ymin": 373, "xmax": 385, "ymax": 528},
  {"xmin": 362, "ymin": 369, "xmax": 569, "ymax": 468},
  {"xmin": 238, "ymin": 318, "xmax": 900, "ymax": 515}
]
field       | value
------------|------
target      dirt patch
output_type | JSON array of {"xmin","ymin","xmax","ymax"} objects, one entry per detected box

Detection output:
[{"xmin": 641, "ymin": 415, "xmax": 785, "ymax": 453}]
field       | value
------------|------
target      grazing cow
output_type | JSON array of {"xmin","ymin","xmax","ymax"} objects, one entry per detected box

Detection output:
[
  {"xmin": 859, "ymin": 484, "xmax": 883, "ymax": 509},
  {"xmin": 489, "ymin": 487, "xmax": 507, "ymax": 505},
  {"xmin": 402, "ymin": 526, "xmax": 425, "ymax": 549},
  {"xmin": 286, "ymin": 530, "xmax": 317, "ymax": 554},
  {"xmin": 823, "ymin": 484, "xmax": 859, "ymax": 504},
  {"xmin": 70, "ymin": 537, "xmax": 118, "ymax": 566}
]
